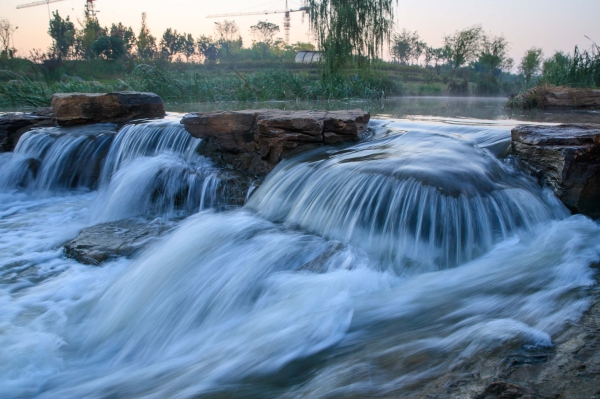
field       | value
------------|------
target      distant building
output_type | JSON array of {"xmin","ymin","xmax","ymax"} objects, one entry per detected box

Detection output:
[{"xmin": 294, "ymin": 51, "xmax": 322, "ymax": 63}]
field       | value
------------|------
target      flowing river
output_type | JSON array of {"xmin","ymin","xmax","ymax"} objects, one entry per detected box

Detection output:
[{"xmin": 1, "ymin": 100, "xmax": 599, "ymax": 398}]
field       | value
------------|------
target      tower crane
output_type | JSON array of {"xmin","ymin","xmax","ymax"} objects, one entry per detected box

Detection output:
[
  {"xmin": 206, "ymin": 1, "xmax": 309, "ymax": 44},
  {"xmin": 17, "ymin": 0, "xmax": 97, "ymax": 18}
]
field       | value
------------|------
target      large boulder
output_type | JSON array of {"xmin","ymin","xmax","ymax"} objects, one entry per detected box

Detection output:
[
  {"xmin": 509, "ymin": 86, "xmax": 600, "ymax": 109},
  {"xmin": 181, "ymin": 109, "xmax": 370, "ymax": 175},
  {"xmin": 0, "ymin": 108, "xmax": 54, "ymax": 152},
  {"xmin": 511, "ymin": 124, "xmax": 600, "ymax": 218},
  {"xmin": 52, "ymin": 92, "xmax": 165, "ymax": 126},
  {"xmin": 64, "ymin": 218, "xmax": 174, "ymax": 265}
]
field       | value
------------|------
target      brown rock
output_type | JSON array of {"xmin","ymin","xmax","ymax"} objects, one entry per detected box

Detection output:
[
  {"xmin": 0, "ymin": 110, "xmax": 54, "ymax": 152},
  {"xmin": 52, "ymin": 92, "xmax": 165, "ymax": 126},
  {"xmin": 510, "ymin": 86, "xmax": 600, "ymax": 109},
  {"xmin": 181, "ymin": 109, "xmax": 370, "ymax": 175},
  {"xmin": 512, "ymin": 124, "xmax": 600, "ymax": 218}
]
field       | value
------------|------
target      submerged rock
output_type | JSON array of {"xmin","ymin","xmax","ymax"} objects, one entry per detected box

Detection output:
[
  {"xmin": 52, "ymin": 92, "xmax": 165, "ymax": 126},
  {"xmin": 512, "ymin": 123, "xmax": 600, "ymax": 218},
  {"xmin": 0, "ymin": 109, "xmax": 54, "ymax": 152},
  {"xmin": 64, "ymin": 218, "xmax": 174, "ymax": 265},
  {"xmin": 181, "ymin": 109, "xmax": 370, "ymax": 175}
]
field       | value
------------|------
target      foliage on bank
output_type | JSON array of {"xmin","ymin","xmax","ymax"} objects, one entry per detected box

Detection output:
[{"xmin": 0, "ymin": 66, "xmax": 402, "ymax": 108}]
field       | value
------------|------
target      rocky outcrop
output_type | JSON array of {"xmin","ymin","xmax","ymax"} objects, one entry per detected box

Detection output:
[
  {"xmin": 509, "ymin": 86, "xmax": 600, "ymax": 109},
  {"xmin": 182, "ymin": 109, "xmax": 370, "ymax": 175},
  {"xmin": 52, "ymin": 92, "xmax": 165, "ymax": 126},
  {"xmin": 512, "ymin": 124, "xmax": 600, "ymax": 218},
  {"xmin": 0, "ymin": 108, "xmax": 54, "ymax": 152},
  {"xmin": 64, "ymin": 218, "xmax": 174, "ymax": 265}
]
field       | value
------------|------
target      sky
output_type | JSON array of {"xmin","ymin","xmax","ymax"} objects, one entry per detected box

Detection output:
[{"xmin": 1, "ymin": 0, "xmax": 599, "ymax": 64}]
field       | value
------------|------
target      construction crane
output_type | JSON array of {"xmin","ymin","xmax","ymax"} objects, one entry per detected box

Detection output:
[
  {"xmin": 206, "ymin": 1, "xmax": 309, "ymax": 44},
  {"xmin": 16, "ymin": 0, "xmax": 66, "ymax": 19},
  {"xmin": 17, "ymin": 0, "xmax": 97, "ymax": 18}
]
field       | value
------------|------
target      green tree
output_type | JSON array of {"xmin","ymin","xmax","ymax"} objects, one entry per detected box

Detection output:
[
  {"xmin": 137, "ymin": 12, "xmax": 157, "ymax": 59},
  {"xmin": 182, "ymin": 33, "xmax": 196, "ymax": 62},
  {"xmin": 110, "ymin": 23, "xmax": 136, "ymax": 54},
  {"xmin": 197, "ymin": 35, "xmax": 219, "ymax": 63},
  {"xmin": 215, "ymin": 20, "xmax": 242, "ymax": 58},
  {"xmin": 91, "ymin": 35, "xmax": 126, "ymax": 60},
  {"xmin": 444, "ymin": 25, "xmax": 482, "ymax": 81},
  {"xmin": 250, "ymin": 21, "xmax": 280, "ymax": 59},
  {"xmin": 48, "ymin": 11, "xmax": 75, "ymax": 60},
  {"xmin": 519, "ymin": 47, "xmax": 543, "ymax": 85},
  {"xmin": 479, "ymin": 33, "xmax": 510, "ymax": 75},
  {"xmin": 78, "ymin": 15, "xmax": 104, "ymax": 59},
  {"xmin": 304, "ymin": 0, "xmax": 395, "ymax": 73},
  {"xmin": 160, "ymin": 28, "xmax": 183, "ymax": 60},
  {"xmin": 391, "ymin": 29, "xmax": 415, "ymax": 65}
]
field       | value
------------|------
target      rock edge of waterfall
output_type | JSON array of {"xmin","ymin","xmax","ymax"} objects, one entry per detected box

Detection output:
[
  {"xmin": 180, "ymin": 109, "xmax": 370, "ymax": 175},
  {"xmin": 512, "ymin": 123, "xmax": 600, "ymax": 218}
]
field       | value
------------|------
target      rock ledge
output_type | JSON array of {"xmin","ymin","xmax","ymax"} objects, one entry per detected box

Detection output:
[
  {"xmin": 181, "ymin": 109, "xmax": 370, "ymax": 175},
  {"xmin": 512, "ymin": 123, "xmax": 600, "ymax": 218}
]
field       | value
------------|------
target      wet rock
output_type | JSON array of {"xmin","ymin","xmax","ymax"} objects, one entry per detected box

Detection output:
[
  {"xmin": 52, "ymin": 92, "xmax": 165, "ymax": 126},
  {"xmin": 181, "ymin": 109, "xmax": 370, "ymax": 175},
  {"xmin": 475, "ymin": 381, "xmax": 537, "ymax": 399},
  {"xmin": 0, "ymin": 110, "xmax": 54, "ymax": 152},
  {"xmin": 510, "ymin": 86, "xmax": 600, "ymax": 109},
  {"xmin": 512, "ymin": 124, "xmax": 600, "ymax": 218},
  {"xmin": 64, "ymin": 218, "xmax": 174, "ymax": 265}
]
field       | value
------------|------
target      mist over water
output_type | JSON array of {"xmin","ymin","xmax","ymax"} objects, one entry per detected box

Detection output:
[{"xmin": 0, "ymin": 108, "xmax": 599, "ymax": 398}]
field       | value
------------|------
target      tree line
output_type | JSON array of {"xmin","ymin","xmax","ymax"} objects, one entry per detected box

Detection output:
[{"xmin": 31, "ymin": 11, "xmax": 315, "ymax": 64}]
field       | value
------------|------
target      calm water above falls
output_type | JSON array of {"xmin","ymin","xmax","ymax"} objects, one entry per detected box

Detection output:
[{"xmin": 0, "ymin": 104, "xmax": 599, "ymax": 398}]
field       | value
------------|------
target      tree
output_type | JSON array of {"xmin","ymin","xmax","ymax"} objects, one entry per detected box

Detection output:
[
  {"xmin": 182, "ymin": 33, "xmax": 196, "ymax": 62},
  {"xmin": 304, "ymin": 0, "xmax": 395, "ymax": 73},
  {"xmin": 444, "ymin": 25, "xmax": 482, "ymax": 80},
  {"xmin": 391, "ymin": 29, "xmax": 415, "ymax": 65},
  {"xmin": 159, "ymin": 28, "xmax": 183, "ymax": 60},
  {"xmin": 250, "ymin": 21, "xmax": 279, "ymax": 59},
  {"xmin": 78, "ymin": 15, "xmax": 104, "ymax": 59},
  {"xmin": 91, "ymin": 35, "xmax": 126, "ymax": 60},
  {"xmin": 137, "ymin": 12, "xmax": 157, "ymax": 59},
  {"xmin": 250, "ymin": 20, "xmax": 280, "ymax": 44},
  {"xmin": 215, "ymin": 20, "xmax": 241, "ymax": 58},
  {"xmin": 197, "ymin": 35, "xmax": 219, "ymax": 63},
  {"xmin": 479, "ymin": 33, "xmax": 510, "ymax": 75},
  {"xmin": 48, "ymin": 11, "xmax": 75, "ymax": 59},
  {"xmin": 0, "ymin": 18, "xmax": 17, "ymax": 59},
  {"xmin": 110, "ymin": 23, "xmax": 136, "ymax": 53},
  {"xmin": 519, "ymin": 47, "xmax": 543, "ymax": 85}
]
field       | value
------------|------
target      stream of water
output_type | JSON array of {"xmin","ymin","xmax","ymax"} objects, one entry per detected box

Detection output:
[{"xmin": 0, "ymin": 102, "xmax": 599, "ymax": 398}]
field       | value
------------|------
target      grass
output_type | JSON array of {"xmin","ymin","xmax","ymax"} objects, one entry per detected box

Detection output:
[
  {"xmin": 541, "ymin": 44, "xmax": 600, "ymax": 88},
  {"xmin": 0, "ymin": 64, "xmax": 404, "ymax": 108}
]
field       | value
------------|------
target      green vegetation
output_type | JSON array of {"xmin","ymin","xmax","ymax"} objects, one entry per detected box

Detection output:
[{"xmin": 1, "ymin": 2, "xmax": 597, "ymax": 108}]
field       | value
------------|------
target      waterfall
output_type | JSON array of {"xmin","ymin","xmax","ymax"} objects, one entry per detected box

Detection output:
[
  {"xmin": 0, "ymin": 124, "xmax": 116, "ymax": 191},
  {"xmin": 247, "ymin": 130, "xmax": 568, "ymax": 271},
  {"xmin": 0, "ymin": 113, "xmax": 598, "ymax": 399},
  {"xmin": 0, "ymin": 116, "xmax": 249, "ymax": 219}
]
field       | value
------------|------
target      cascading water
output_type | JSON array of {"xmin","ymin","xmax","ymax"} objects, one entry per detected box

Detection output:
[
  {"xmin": 0, "ymin": 112, "xmax": 599, "ymax": 399},
  {"xmin": 247, "ymin": 129, "xmax": 567, "ymax": 270},
  {"xmin": 0, "ymin": 124, "xmax": 116, "ymax": 191}
]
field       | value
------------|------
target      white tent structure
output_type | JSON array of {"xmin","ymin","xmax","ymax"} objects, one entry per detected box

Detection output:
[{"xmin": 294, "ymin": 51, "xmax": 322, "ymax": 63}]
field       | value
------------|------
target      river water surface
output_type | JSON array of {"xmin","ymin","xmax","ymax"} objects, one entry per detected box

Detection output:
[{"xmin": 1, "ymin": 98, "xmax": 599, "ymax": 398}]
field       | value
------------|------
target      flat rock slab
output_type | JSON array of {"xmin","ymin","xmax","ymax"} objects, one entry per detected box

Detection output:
[
  {"xmin": 512, "ymin": 123, "xmax": 600, "ymax": 218},
  {"xmin": 64, "ymin": 218, "xmax": 174, "ymax": 265},
  {"xmin": 52, "ymin": 92, "xmax": 165, "ymax": 126},
  {"xmin": 181, "ymin": 109, "xmax": 370, "ymax": 175},
  {"xmin": 0, "ymin": 108, "xmax": 54, "ymax": 152}
]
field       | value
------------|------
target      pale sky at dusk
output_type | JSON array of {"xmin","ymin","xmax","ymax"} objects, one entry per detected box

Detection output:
[{"xmin": 1, "ymin": 0, "xmax": 599, "ymax": 65}]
